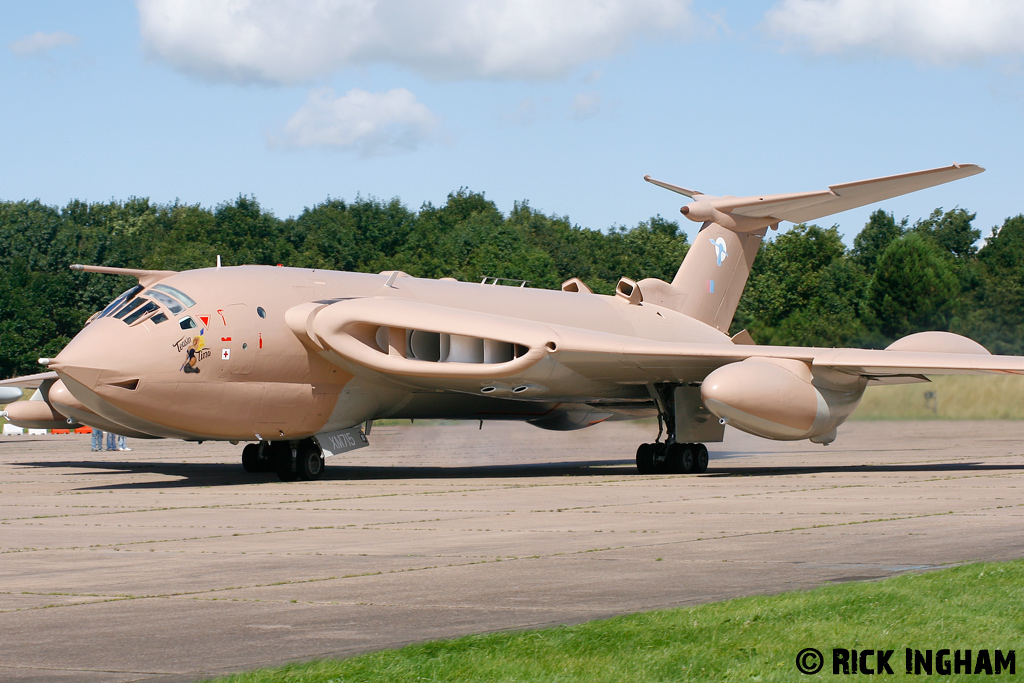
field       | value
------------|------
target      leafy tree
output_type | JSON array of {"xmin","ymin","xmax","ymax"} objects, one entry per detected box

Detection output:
[
  {"xmin": 912, "ymin": 207, "xmax": 980, "ymax": 260},
  {"xmin": 868, "ymin": 232, "xmax": 959, "ymax": 339},
  {"xmin": 951, "ymin": 215, "xmax": 1024, "ymax": 354},
  {"xmin": 736, "ymin": 224, "xmax": 867, "ymax": 346},
  {"xmin": 288, "ymin": 196, "xmax": 415, "ymax": 273},
  {"xmin": 851, "ymin": 209, "xmax": 906, "ymax": 272}
]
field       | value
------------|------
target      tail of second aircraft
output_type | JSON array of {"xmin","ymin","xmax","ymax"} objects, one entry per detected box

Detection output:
[{"xmin": 638, "ymin": 163, "xmax": 984, "ymax": 333}]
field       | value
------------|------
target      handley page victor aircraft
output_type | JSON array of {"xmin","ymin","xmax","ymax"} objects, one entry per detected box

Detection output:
[{"xmin": 4, "ymin": 164, "xmax": 1021, "ymax": 481}]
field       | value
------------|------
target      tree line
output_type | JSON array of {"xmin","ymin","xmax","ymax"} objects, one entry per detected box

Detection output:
[{"xmin": 2, "ymin": 190, "xmax": 1023, "ymax": 378}]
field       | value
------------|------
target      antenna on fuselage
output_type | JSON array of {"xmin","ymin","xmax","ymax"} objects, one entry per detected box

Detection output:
[{"xmin": 216, "ymin": 255, "xmax": 222, "ymax": 269}]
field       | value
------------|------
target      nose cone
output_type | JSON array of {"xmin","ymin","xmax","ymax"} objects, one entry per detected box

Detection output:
[
  {"xmin": 50, "ymin": 319, "xmax": 133, "ymax": 392},
  {"xmin": 48, "ymin": 319, "xmax": 161, "ymax": 432}
]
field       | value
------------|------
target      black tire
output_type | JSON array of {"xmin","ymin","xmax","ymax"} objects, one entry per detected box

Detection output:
[
  {"xmin": 296, "ymin": 441, "xmax": 325, "ymax": 481},
  {"xmin": 635, "ymin": 442, "xmax": 657, "ymax": 474},
  {"xmin": 276, "ymin": 466, "xmax": 300, "ymax": 482},
  {"xmin": 273, "ymin": 443, "xmax": 300, "ymax": 482},
  {"xmin": 667, "ymin": 443, "xmax": 694, "ymax": 474},
  {"xmin": 241, "ymin": 443, "xmax": 260, "ymax": 473},
  {"xmin": 693, "ymin": 443, "xmax": 709, "ymax": 473}
]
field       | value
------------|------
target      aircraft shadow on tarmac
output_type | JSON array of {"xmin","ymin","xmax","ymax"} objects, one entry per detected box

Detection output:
[
  {"xmin": 17, "ymin": 457, "xmax": 1024, "ymax": 491},
  {"xmin": 20, "ymin": 458, "xmax": 638, "ymax": 490}
]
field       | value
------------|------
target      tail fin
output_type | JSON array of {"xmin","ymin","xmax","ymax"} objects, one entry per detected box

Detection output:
[{"xmin": 639, "ymin": 163, "xmax": 984, "ymax": 332}]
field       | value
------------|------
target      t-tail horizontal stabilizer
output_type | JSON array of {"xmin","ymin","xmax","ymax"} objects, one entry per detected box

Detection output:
[{"xmin": 645, "ymin": 163, "xmax": 984, "ymax": 233}]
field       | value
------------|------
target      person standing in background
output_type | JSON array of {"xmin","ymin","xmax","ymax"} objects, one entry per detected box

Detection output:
[
  {"xmin": 105, "ymin": 432, "xmax": 130, "ymax": 451},
  {"xmin": 90, "ymin": 426, "xmax": 104, "ymax": 452}
]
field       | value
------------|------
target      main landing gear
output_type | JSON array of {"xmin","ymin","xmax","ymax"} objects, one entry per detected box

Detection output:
[
  {"xmin": 634, "ymin": 383, "xmax": 717, "ymax": 475},
  {"xmin": 241, "ymin": 438, "xmax": 325, "ymax": 481},
  {"xmin": 635, "ymin": 442, "xmax": 709, "ymax": 474}
]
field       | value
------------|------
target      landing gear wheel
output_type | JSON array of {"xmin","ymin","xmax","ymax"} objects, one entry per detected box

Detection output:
[
  {"xmin": 636, "ymin": 442, "xmax": 657, "ymax": 474},
  {"xmin": 271, "ymin": 442, "xmax": 300, "ymax": 482},
  {"xmin": 243, "ymin": 443, "xmax": 274, "ymax": 473},
  {"xmin": 276, "ymin": 462, "xmax": 300, "ymax": 481},
  {"xmin": 241, "ymin": 443, "xmax": 260, "ymax": 473},
  {"xmin": 668, "ymin": 443, "xmax": 694, "ymax": 474},
  {"xmin": 693, "ymin": 443, "xmax": 709, "ymax": 473},
  {"xmin": 296, "ymin": 441, "xmax": 325, "ymax": 481}
]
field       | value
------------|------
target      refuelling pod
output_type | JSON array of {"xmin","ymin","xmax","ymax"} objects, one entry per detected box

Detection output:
[
  {"xmin": 701, "ymin": 357, "xmax": 864, "ymax": 443},
  {"xmin": 0, "ymin": 387, "xmax": 24, "ymax": 403},
  {"xmin": 3, "ymin": 398, "xmax": 81, "ymax": 430}
]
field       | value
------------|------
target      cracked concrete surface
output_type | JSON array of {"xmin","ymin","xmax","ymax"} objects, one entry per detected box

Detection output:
[{"xmin": 1, "ymin": 420, "xmax": 1023, "ymax": 682}]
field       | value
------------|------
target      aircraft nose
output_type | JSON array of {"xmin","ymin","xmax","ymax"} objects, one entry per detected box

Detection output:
[
  {"xmin": 43, "ymin": 318, "xmax": 181, "ymax": 437},
  {"xmin": 48, "ymin": 334, "xmax": 108, "ymax": 390},
  {"xmin": 47, "ymin": 320, "xmax": 146, "ymax": 396}
]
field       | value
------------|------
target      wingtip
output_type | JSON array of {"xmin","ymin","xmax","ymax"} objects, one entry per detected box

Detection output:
[
  {"xmin": 644, "ymin": 175, "xmax": 704, "ymax": 199},
  {"xmin": 953, "ymin": 162, "xmax": 985, "ymax": 175}
]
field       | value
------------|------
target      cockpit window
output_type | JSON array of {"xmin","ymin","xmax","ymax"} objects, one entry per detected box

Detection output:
[
  {"xmin": 103, "ymin": 283, "xmax": 197, "ymax": 326},
  {"xmin": 147, "ymin": 289, "xmax": 185, "ymax": 314},
  {"xmin": 113, "ymin": 297, "xmax": 146, "ymax": 320},
  {"xmin": 99, "ymin": 285, "xmax": 143, "ymax": 319},
  {"xmin": 152, "ymin": 284, "xmax": 196, "ymax": 308},
  {"xmin": 123, "ymin": 301, "xmax": 160, "ymax": 325}
]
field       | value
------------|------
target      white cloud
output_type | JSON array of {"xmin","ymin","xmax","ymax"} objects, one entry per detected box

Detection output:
[
  {"xmin": 137, "ymin": 0, "xmax": 693, "ymax": 84},
  {"xmin": 764, "ymin": 0, "xmax": 1024, "ymax": 63},
  {"xmin": 277, "ymin": 87, "xmax": 438, "ymax": 157},
  {"xmin": 9, "ymin": 31, "xmax": 78, "ymax": 57}
]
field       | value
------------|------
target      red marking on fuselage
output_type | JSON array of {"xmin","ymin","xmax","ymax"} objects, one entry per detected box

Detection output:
[
  {"xmin": 217, "ymin": 309, "xmax": 226, "ymax": 325},
  {"xmin": 199, "ymin": 316, "xmax": 211, "ymax": 327}
]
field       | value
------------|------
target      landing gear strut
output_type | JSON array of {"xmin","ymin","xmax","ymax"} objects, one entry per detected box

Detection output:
[
  {"xmin": 240, "ymin": 438, "xmax": 325, "ymax": 481},
  {"xmin": 635, "ymin": 383, "xmax": 713, "ymax": 474}
]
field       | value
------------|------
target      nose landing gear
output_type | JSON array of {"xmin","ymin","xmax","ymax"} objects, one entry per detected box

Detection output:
[{"xmin": 241, "ymin": 438, "xmax": 326, "ymax": 481}]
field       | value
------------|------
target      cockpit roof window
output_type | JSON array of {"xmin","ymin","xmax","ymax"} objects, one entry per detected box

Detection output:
[
  {"xmin": 99, "ymin": 285, "xmax": 143, "ymax": 319},
  {"xmin": 123, "ymin": 300, "xmax": 160, "ymax": 325},
  {"xmin": 146, "ymin": 289, "xmax": 185, "ymax": 314},
  {"xmin": 152, "ymin": 284, "xmax": 196, "ymax": 308}
]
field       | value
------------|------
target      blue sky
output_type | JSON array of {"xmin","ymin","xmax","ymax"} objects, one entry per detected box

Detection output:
[{"xmin": 3, "ymin": 1, "xmax": 1022, "ymax": 247}]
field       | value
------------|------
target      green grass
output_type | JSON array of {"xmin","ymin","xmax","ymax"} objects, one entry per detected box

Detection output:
[
  {"xmin": 207, "ymin": 560, "xmax": 1024, "ymax": 682},
  {"xmin": 854, "ymin": 374, "xmax": 1024, "ymax": 420}
]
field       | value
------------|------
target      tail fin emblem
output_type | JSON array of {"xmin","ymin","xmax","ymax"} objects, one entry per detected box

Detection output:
[{"xmin": 710, "ymin": 237, "xmax": 728, "ymax": 266}]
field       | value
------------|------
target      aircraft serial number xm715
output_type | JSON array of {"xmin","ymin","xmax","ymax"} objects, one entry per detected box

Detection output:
[{"xmin": 4, "ymin": 164, "xmax": 1020, "ymax": 481}]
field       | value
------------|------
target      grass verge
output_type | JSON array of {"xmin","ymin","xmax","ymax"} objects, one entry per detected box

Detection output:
[
  {"xmin": 854, "ymin": 374, "xmax": 1024, "ymax": 420},
  {"xmin": 207, "ymin": 559, "xmax": 1024, "ymax": 682}
]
